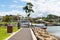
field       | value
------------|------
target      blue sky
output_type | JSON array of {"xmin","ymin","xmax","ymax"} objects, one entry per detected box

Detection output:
[
  {"xmin": 0, "ymin": 0, "xmax": 60, "ymax": 18},
  {"xmin": 0, "ymin": 0, "xmax": 25, "ymax": 12},
  {"xmin": 0, "ymin": 0, "xmax": 28, "ymax": 17}
]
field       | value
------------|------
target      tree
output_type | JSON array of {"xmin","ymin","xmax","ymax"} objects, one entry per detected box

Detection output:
[
  {"xmin": 23, "ymin": 2, "xmax": 34, "ymax": 18},
  {"xmin": 5, "ymin": 15, "xmax": 10, "ymax": 22},
  {"xmin": 23, "ymin": 2, "xmax": 34, "ymax": 27},
  {"xmin": 47, "ymin": 14, "xmax": 58, "ymax": 19}
]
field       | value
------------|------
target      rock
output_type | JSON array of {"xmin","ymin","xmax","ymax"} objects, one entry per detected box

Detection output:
[{"xmin": 32, "ymin": 27, "xmax": 58, "ymax": 40}]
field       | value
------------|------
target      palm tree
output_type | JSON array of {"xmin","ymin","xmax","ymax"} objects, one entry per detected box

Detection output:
[{"xmin": 23, "ymin": 2, "xmax": 34, "ymax": 18}]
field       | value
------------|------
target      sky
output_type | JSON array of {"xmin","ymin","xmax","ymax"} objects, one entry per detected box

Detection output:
[{"xmin": 0, "ymin": 0, "xmax": 60, "ymax": 18}]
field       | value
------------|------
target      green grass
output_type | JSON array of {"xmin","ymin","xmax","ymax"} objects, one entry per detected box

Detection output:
[
  {"xmin": 0, "ymin": 26, "xmax": 18, "ymax": 40},
  {"xmin": 13, "ymin": 26, "xmax": 18, "ymax": 32}
]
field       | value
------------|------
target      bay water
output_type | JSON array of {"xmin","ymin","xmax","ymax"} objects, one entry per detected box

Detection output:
[{"xmin": 46, "ymin": 26, "xmax": 60, "ymax": 37}]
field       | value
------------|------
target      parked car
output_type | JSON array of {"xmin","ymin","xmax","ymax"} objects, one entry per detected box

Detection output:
[{"xmin": 20, "ymin": 20, "xmax": 31, "ymax": 28}]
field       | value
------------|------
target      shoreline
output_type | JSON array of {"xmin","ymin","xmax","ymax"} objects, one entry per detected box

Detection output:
[
  {"xmin": 32, "ymin": 27, "xmax": 59, "ymax": 40},
  {"xmin": 52, "ymin": 35, "xmax": 60, "ymax": 40},
  {"xmin": 47, "ymin": 32, "xmax": 60, "ymax": 40},
  {"xmin": 46, "ymin": 26, "xmax": 60, "ymax": 38}
]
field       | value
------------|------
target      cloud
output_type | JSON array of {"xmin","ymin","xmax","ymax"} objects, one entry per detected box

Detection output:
[
  {"xmin": 21, "ymin": 0, "xmax": 60, "ymax": 16},
  {"xmin": 16, "ymin": 6, "xmax": 24, "ymax": 8},
  {"xmin": 0, "ymin": 10, "xmax": 27, "ymax": 17},
  {"xmin": 21, "ymin": 0, "xmax": 33, "ymax": 2},
  {"xmin": 13, "ymin": 0, "xmax": 18, "ymax": 3},
  {"xmin": 0, "ymin": 0, "xmax": 60, "ymax": 17},
  {"xmin": 9, "ymin": 5, "xmax": 23, "ymax": 9}
]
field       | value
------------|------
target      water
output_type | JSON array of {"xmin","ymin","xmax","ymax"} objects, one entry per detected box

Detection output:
[
  {"xmin": 46, "ymin": 26, "xmax": 60, "ymax": 37},
  {"xmin": 32, "ymin": 23, "xmax": 60, "ymax": 37}
]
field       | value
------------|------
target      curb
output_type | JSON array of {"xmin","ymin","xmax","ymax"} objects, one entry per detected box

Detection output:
[
  {"xmin": 30, "ymin": 28, "xmax": 37, "ymax": 40},
  {"xmin": 5, "ymin": 28, "xmax": 22, "ymax": 40}
]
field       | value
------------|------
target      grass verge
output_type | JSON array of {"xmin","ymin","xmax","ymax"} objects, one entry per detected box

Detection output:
[{"xmin": 0, "ymin": 26, "xmax": 18, "ymax": 40}]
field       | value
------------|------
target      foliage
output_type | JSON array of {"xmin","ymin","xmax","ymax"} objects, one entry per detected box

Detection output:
[
  {"xmin": 42, "ymin": 14, "xmax": 60, "ymax": 22},
  {"xmin": 23, "ymin": 2, "xmax": 34, "ymax": 17},
  {"xmin": 2, "ymin": 15, "xmax": 20, "ymax": 22},
  {"xmin": 47, "ymin": 14, "xmax": 59, "ymax": 19},
  {"xmin": 5, "ymin": 15, "xmax": 10, "ymax": 22}
]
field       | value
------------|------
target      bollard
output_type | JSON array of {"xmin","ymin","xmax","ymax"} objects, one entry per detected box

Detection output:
[
  {"xmin": 17, "ymin": 21, "xmax": 20, "ymax": 29},
  {"xmin": 17, "ymin": 22, "xmax": 20, "ymax": 29}
]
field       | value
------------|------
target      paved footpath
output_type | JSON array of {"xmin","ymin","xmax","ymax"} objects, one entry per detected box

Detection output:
[{"xmin": 8, "ymin": 28, "xmax": 33, "ymax": 40}]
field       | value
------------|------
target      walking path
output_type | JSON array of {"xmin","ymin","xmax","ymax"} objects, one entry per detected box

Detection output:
[{"xmin": 8, "ymin": 28, "xmax": 33, "ymax": 40}]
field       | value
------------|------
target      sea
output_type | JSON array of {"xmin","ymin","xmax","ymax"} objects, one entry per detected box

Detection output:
[{"xmin": 46, "ymin": 26, "xmax": 60, "ymax": 37}]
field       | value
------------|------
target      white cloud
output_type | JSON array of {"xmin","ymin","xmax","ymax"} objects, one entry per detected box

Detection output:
[
  {"xmin": 0, "ymin": 10, "xmax": 27, "ymax": 17},
  {"xmin": 9, "ymin": 5, "xmax": 23, "ymax": 9},
  {"xmin": 21, "ymin": 0, "xmax": 60, "ymax": 16},
  {"xmin": 21, "ymin": 0, "xmax": 33, "ymax": 2},
  {"xmin": 13, "ymin": 0, "xmax": 18, "ymax": 3},
  {"xmin": 1, "ymin": 0, "xmax": 60, "ymax": 17},
  {"xmin": 16, "ymin": 6, "xmax": 24, "ymax": 8}
]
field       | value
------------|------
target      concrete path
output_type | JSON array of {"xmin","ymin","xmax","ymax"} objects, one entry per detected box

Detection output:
[{"xmin": 8, "ymin": 28, "xmax": 33, "ymax": 40}]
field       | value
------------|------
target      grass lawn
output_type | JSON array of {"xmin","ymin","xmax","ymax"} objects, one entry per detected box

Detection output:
[{"xmin": 0, "ymin": 26, "xmax": 18, "ymax": 40}]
